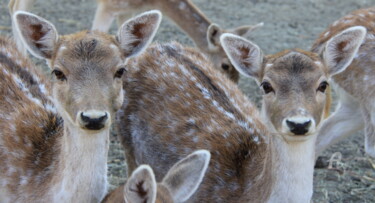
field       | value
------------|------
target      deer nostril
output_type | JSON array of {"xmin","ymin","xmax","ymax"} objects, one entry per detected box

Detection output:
[
  {"xmin": 80, "ymin": 112, "xmax": 108, "ymax": 130},
  {"xmin": 286, "ymin": 120, "xmax": 311, "ymax": 135}
]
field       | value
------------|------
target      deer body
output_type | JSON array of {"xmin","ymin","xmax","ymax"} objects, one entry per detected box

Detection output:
[
  {"xmin": 312, "ymin": 7, "xmax": 375, "ymax": 157},
  {"xmin": 0, "ymin": 10, "xmax": 161, "ymax": 202},
  {"xmin": 117, "ymin": 24, "xmax": 365, "ymax": 202},
  {"xmin": 93, "ymin": 0, "xmax": 263, "ymax": 83},
  {"xmin": 117, "ymin": 42, "xmax": 273, "ymax": 202}
]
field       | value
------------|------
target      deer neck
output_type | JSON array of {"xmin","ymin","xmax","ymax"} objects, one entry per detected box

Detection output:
[
  {"xmin": 50, "ymin": 121, "xmax": 109, "ymax": 202},
  {"xmin": 156, "ymin": 0, "xmax": 212, "ymax": 52},
  {"xmin": 261, "ymin": 107, "xmax": 315, "ymax": 203}
]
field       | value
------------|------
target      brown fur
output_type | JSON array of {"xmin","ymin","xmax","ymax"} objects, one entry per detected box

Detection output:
[
  {"xmin": 0, "ymin": 37, "xmax": 63, "ymax": 202},
  {"xmin": 116, "ymin": 42, "xmax": 273, "ymax": 202}
]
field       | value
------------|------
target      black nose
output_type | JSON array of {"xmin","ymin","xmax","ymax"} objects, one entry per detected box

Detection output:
[
  {"xmin": 80, "ymin": 112, "xmax": 108, "ymax": 130},
  {"xmin": 286, "ymin": 120, "xmax": 311, "ymax": 135}
]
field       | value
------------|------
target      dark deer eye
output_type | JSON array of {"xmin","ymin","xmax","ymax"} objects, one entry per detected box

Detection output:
[
  {"xmin": 52, "ymin": 69, "xmax": 66, "ymax": 81},
  {"xmin": 221, "ymin": 63, "xmax": 230, "ymax": 70},
  {"xmin": 260, "ymin": 81, "xmax": 274, "ymax": 94},
  {"xmin": 317, "ymin": 81, "xmax": 329, "ymax": 93},
  {"xmin": 114, "ymin": 68, "xmax": 126, "ymax": 78}
]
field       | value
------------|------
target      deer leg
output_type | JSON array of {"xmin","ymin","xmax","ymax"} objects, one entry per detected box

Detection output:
[
  {"xmin": 316, "ymin": 96, "xmax": 364, "ymax": 157},
  {"xmin": 363, "ymin": 105, "xmax": 375, "ymax": 158},
  {"xmin": 92, "ymin": 2, "xmax": 115, "ymax": 32}
]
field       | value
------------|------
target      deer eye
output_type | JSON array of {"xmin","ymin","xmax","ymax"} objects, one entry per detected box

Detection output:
[
  {"xmin": 317, "ymin": 81, "xmax": 329, "ymax": 93},
  {"xmin": 221, "ymin": 63, "xmax": 230, "ymax": 70},
  {"xmin": 114, "ymin": 68, "xmax": 126, "ymax": 78},
  {"xmin": 52, "ymin": 69, "xmax": 66, "ymax": 81},
  {"xmin": 260, "ymin": 81, "xmax": 274, "ymax": 94}
]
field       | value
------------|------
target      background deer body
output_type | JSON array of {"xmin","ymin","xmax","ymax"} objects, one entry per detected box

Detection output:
[
  {"xmin": 93, "ymin": 0, "xmax": 262, "ymax": 83},
  {"xmin": 312, "ymin": 7, "xmax": 375, "ymax": 157},
  {"xmin": 0, "ymin": 10, "xmax": 161, "ymax": 202}
]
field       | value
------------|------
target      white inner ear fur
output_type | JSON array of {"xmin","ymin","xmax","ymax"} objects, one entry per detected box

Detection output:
[
  {"xmin": 324, "ymin": 26, "xmax": 366, "ymax": 76},
  {"xmin": 220, "ymin": 33, "xmax": 263, "ymax": 79},
  {"xmin": 162, "ymin": 150, "xmax": 211, "ymax": 202},
  {"xmin": 124, "ymin": 165, "xmax": 157, "ymax": 203},
  {"xmin": 117, "ymin": 10, "xmax": 162, "ymax": 58},
  {"xmin": 13, "ymin": 11, "xmax": 58, "ymax": 59}
]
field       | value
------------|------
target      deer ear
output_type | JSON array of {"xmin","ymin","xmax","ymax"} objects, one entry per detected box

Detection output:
[
  {"xmin": 13, "ymin": 11, "xmax": 58, "ymax": 59},
  {"xmin": 117, "ymin": 10, "xmax": 162, "ymax": 58},
  {"xmin": 124, "ymin": 165, "xmax": 157, "ymax": 203},
  {"xmin": 324, "ymin": 26, "xmax": 366, "ymax": 76},
  {"xmin": 207, "ymin": 23, "xmax": 223, "ymax": 50},
  {"xmin": 228, "ymin": 22, "xmax": 264, "ymax": 36},
  {"xmin": 220, "ymin": 33, "xmax": 263, "ymax": 79},
  {"xmin": 161, "ymin": 150, "xmax": 211, "ymax": 202}
]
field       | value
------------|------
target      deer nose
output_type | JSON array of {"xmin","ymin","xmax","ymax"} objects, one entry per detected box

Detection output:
[
  {"xmin": 286, "ymin": 119, "xmax": 312, "ymax": 135},
  {"xmin": 79, "ymin": 111, "xmax": 108, "ymax": 130}
]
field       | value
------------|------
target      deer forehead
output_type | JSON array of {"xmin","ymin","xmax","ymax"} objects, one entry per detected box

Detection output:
[
  {"xmin": 263, "ymin": 50, "xmax": 326, "ymax": 85},
  {"xmin": 53, "ymin": 31, "xmax": 123, "ymax": 70}
]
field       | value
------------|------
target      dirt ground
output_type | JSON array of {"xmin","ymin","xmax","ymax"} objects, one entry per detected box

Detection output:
[{"xmin": 1, "ymin": 0, "xmax": 375, "ymax": 202}]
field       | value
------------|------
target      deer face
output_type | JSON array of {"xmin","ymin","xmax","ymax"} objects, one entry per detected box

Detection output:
[
  {"xmin": 50, "ymin": 35, "xmax": 125, "ymax": 130},
  {"xmin": 14, "ymin": 10, "xmax": 162, "ymax": 131},
  {"xmin": 221, "ymin": 26, "xmax": 366, "ymax": 141},
  {"xmin": 260, "ymin": 51, "xmax": 328, "ymax": 139}
]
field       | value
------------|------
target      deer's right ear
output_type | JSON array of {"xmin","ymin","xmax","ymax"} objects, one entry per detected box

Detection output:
[
  {"xmin": 13, "ymin": 11, "xmax": 58, "ymax": 59},
  {"xmin": 220, "ymin": 33, "xmax": 263, "ymax": 79},
  {"xmin": 124, "ymin": 165, "xmax": 157, "ymax": 203},
  {"xmin": 161, "ymin": 150, "xmax": 211, "ymax": 202},
  {"xmin": 117, "ymin": 10, "xmax": 162, "ymax": 58}
]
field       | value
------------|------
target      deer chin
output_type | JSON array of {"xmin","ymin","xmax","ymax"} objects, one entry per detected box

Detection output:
[{"xmin": 280, "ymin": 132, "xmax": 316, "ymax": 142}]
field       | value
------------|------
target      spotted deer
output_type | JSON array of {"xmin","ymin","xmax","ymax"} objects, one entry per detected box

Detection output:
[
  {"xmin": 0, "ymin": 10, "xmax": 161, "ymax": 202},
  {"xmin": 102, "ymin": 150, "xmax": 210, "ymax": 203},
  {"xmin": 311, "ymin": 7, "xmax": 375, "ymax": 158},
  {"xmin": 115, "ymin": 23, "xmax": 365, "ymax": 201},
  {"xmin": 92, "ymin": 0, "xmax": 263, "ymax": 83}
]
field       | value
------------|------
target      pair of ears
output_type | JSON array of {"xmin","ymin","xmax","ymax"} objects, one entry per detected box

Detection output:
[
  {"xmin": 13, "ymin": 10, "xmax": 163, "ymax": 61},
  {"xmin": 220, "ymin": 26, "xmax": 367, "ymax": 80},
  {"xmin": 124, "ymin": 150, "xmax": 211, "ymax": 203}
]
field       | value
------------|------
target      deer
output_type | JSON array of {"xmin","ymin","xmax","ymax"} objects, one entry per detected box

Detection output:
[
  {"xmin": 92, "ymin": 0, "xmax": 264, "ymax": 83},
  {"xmin": 102, "ymin": 150, "xmax": 210, "ymax": 203},
  {"xmin": 114, "ymin": 17, "xmax": 366, "ymax": 201},
  {"xmin": 0, "ymin": 10, "xmax": 161, "ymax": 202},
  {"xmin": 311, "ymin": 7, "xmax": 375, "ymax": 158}
]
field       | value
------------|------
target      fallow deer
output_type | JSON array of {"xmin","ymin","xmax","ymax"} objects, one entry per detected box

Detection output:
[
  {"xmin": 102, "ymin": 150, "xmax": 210, "ymax": 203},
  {"xmin": 0, "ymin": 10, "xmax": 161, "ymax": 202},
  {"xmin": 115, "ymin": 22, "xmax": 365, "ymax": 201},
  {"xmin": 92, "ymin": 0, "xmax": 263, "ymax": 83},
  {"xmin": 312, "ymin": 7, "xmax": 375, "ymax": 158}
]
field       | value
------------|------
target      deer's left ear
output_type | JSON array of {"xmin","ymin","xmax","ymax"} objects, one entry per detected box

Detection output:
[
  {"xmin": 323, "ymin": 26, "xmax": 366, "ymax": 76},
  {"xmin": 117, "ymin": 10, "xmax": 162, "ymax": 58}
]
